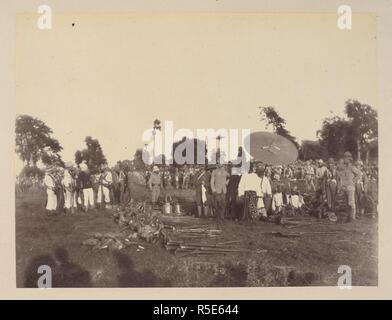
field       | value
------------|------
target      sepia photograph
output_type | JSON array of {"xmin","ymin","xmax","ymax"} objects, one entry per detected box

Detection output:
[{"xmin": 12, "ymin": 7, "xmax": 380, "ymax": 291}]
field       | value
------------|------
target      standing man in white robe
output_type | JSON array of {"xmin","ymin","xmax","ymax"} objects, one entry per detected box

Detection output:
[
  {"xmin": 62, "ymin": 162, "xmax": 77, "ymax": 214},
  {"xmin": 237, "ymin": 163, "xmax": 266, "ymax": 219},
  {"xmin": 44, "ymin": 165, "xmax": 57, "ymax": 215},
  {"xmin": 97, "ymin": 164, "xmax": 113, "ymax": 210}
]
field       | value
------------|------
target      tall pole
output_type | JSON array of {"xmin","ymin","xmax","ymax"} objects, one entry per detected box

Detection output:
[
  {"xmin": 152, "ymin": 129, "xmax": 156, "ymax": 164},
  {"xmin": 152, "ymin": 119, "xmax": 161, "ymax": 165}
]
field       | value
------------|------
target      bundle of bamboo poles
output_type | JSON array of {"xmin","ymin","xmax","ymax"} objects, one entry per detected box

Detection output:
[
  {"xmin": 163, "ymin": 225, "xmax": 222, "ymax": 243},
  {"xmin": 160, "ymin": 215, "xmax": 269, "ymax": 257},
  {"xmin": 165, "ymin": 240, "xmax": 260, "ymax": 257}
]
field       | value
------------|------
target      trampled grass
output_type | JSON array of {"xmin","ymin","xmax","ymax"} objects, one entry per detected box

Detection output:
[{"xmin": 15, "ymin": 187, "xmax": 378, "ymax": 287}]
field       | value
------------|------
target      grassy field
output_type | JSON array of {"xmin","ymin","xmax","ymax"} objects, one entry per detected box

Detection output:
[{"xmin": 16, "ymin": 185, "xmax": 378, "ymax": 288}]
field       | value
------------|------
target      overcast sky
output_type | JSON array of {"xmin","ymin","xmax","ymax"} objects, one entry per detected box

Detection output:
[{"xmin": 15, "ymin": 13, "xmax": 377, "ymax": 171}]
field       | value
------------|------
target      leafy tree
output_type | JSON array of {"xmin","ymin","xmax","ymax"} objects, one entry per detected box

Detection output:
[
  {"xmin": 368, "ymin": 140, "xmax": 378, "ymax": 163},
  {"xmin": 317, "ymin": 100, "xmax": 377, "ymax": 162},
  {"xmin": 317, "ymin": 116, "xmax": 355, "ymax": 159},
  {"xmin": 19, "ymin": 165, "xmax": 45, "ymax": 180},
  {"xmin": 345, "ymin": 99, "xmax": 378, "ymax": 161},
  {"xmin": 15, "ymin": 115, "xmax": 63, "ymax": 166},
  {"xmin": 74, "ymin": 136, "xmax": 107, "ymax": 173},
  {"xmin": 259, "ymin": 106, "xmax": 299, "ymax": 149},
  {"xmin": 298, "ymin": 140, "xmax": 323, "ymax": 160}
]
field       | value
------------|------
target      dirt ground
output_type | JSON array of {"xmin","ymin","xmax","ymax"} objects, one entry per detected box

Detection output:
[{"xmin": 15, "ymin": 186, "xmax": 378, "ymax": 288}]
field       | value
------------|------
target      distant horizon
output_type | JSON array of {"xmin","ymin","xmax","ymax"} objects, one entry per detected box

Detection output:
[{"xmin": 14, "ymin": 104, "xmax": 369, "ymax": 173}]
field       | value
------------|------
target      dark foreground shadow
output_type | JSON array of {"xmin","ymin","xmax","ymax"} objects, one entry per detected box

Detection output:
[
  {"xmin": 23, "ymin": 247, "xmax": 92, "ymax": 288},
  {"xmin": 209, "ymin": 261, "xmax": 248, "ymax": 287},
  {"xmin": 114, "ymin": 251, "xmax": 171, "ymax": 287}
]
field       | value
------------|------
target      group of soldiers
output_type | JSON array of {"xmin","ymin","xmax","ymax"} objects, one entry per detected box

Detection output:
[
  {"xmin": 43, "ymin": 161, "xmax": 129, "ymax": 215},
  {"xmin": 146, "ymin": 166, "xmax": 196, "ymax": 190},
  {"xmin": 146, "ymin": 151, "xmax": 377, "ymax": 223},
  {"xmin": 41, "ymin": 151, "xmax": 377, "ymax": 222},
  {"xmin": 15, "ymin": 175, "xmax": 42, "ymax": 194}
]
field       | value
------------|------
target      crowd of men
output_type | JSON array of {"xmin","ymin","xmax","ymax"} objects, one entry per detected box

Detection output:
[
  {"xmin": 42, "ymin": 161, "xmax": 127, "ymax": 215},
  {"xmin": 146, "ymin": 151, "xmax": 377, "ymax": 223},
  {"xmin": 39, "ymin": 151, "xmax": 377, "ymax": 223}
]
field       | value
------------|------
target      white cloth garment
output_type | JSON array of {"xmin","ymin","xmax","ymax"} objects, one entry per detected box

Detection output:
[
  {"xmin": 101, "ymin": 171, "xmax": 113, "ymax": 185},
  {"xmin": 97, "ymin": 186, "xmax": 111, "ymax": 204},
  {"xmin": 62, "ymin": 170, "xmax": 73, "ymax": 189},
  {"xmin": 201, "ymin": 184, "xmax": 207, "ymax": 204},
  {"xmin": 272, "ymin": 192, "xmax": 283, "ymax": 211},
  {"xmin": 238, "ymin": 173, "xmax": 262, "ymax": 197},
  {"xmin": 290, "ymin": 194, "xmax": 302, "ymax": 209},
  {"xmin": 46, "ymin": 189, "xmax": 57, "ymax": 211},
  {"xmin": 62, "ymin": 170, "xmax": 75, "ymax": 209},
  {"xmin": 44, "ymin": 173, "xmax": 57, "ymax": 211},
  {"xmin": 64, "ymin": 190, "xmax": 76, "ymax": 209},
  {"xmin": 44, "ymin": 173, "xmax": 56, "ymax": 189},
  {"xmin": 260, "ymin": 176, "xmax": 272, "ymax": 197},
  {"xmin": 83, "ymin": 188, "xmax": 94, "ymax": 208},
  {"xmin": 238, "ymin": 173, "xmax": 264, "ymax": 208}
]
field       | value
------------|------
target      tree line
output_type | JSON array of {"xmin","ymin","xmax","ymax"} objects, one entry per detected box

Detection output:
[
  {"xmin": 259, "ymin": 99, "xmax": 378, "ymax": 163},
  {"xmin": 15, "ymin": 99, "xmax": 378, "ymax": 178}
]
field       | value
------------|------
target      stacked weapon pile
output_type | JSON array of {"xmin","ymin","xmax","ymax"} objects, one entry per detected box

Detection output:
[
  {"xmin": 113, "ymin": 201, "xmax": 164, "ymax": 243},
  {"xmin": 82, "ymin": 203, "xmax": 266, "ymax": 256},
  {"xmin": 82, "ymin": 201, "xmax": 163, "ymax": 251}
]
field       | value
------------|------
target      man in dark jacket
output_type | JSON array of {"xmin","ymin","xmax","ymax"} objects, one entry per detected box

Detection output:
[{"xmin": 78, "ymin": 163, "xmax": 94, "ymax": 211}]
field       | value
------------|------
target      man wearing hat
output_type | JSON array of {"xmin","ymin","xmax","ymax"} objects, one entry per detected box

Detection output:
[
  {"xmin": 226, "ymin": 161, "xmax": 244, "ymax": 220},
  {"xmin": 304, "ymin": 160, "xmax": 316, "ymax": 193},
  {"xmin": 315, "ymin": 159, "xmax": 329, "ymax": 203},
  {"xmin": 210, "ymin": 163, "xmax": 230, "ymax": 221},
  {"xmin": 237, "ymin": 162, "xmax": 265, "ymax": 220},
  {"xmin": 111, "ymin": 164, "xmax": 121, "ymax": 206},
  {"xmin": 97, "ymin": 163, "xmax": 113, "ymax": 209},
  {"xmin": 62, "ymin": 162, "xmax": 77, "ymax": 214},
  {"xmin": 194, "ymin": 167, "xmax": 208, "ymax": 217},
  {"xmin": 338, "ymin": 151, "xmax": 362, "ymax": 222},
  {"xmin": 354, "ymin": 159, "xmax": 368, "ymax": 218},
  {"xmin": 53, "ymin": 166, "xmax": 65, "ymax": 213},
  {"xmin": 148, "ymin": 165, "xmax": 162, "ymax": 205},
  {"xmin": 78, "ymin": 162, "xmax": 95, "ymax": 211},
  {"xmin": 43, "ymin": 165, "xmax": 58, "ymax": 215},
  {"xmin": 326, "ymin": 158, "xmax": 338, "ymax": 211}
]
